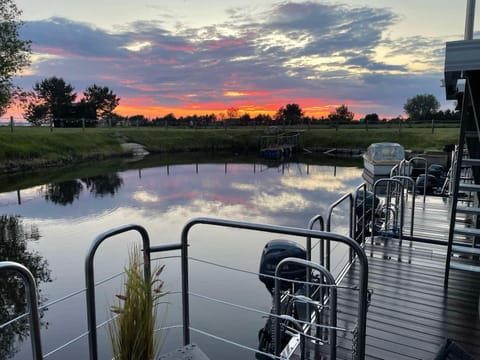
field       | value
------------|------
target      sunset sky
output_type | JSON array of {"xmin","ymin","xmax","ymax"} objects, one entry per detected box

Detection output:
[{"xmin": 6, "ymin": 1, "xmax": 479, "ymax": 120}]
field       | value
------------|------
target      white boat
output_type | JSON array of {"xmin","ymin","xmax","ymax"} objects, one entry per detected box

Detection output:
[{"xmin": 363, "ymin": 142, "xmax": 411, "ymax": 176}]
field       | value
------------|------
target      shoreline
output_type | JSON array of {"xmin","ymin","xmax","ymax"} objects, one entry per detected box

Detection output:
[{"xmin": 0, "ymin": 126, "xmax": 459, "ymax": 175}]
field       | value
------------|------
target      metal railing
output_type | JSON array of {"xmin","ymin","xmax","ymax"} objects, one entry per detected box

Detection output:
[
  {"xmin": 408, "ymin": 157, "xmax": 428, "ymax": 200},
  {"xmin": 274, "ymin": 258, "xmax": 337, "ymax": 359},
  {"xmin": 179, "ymin": 218, "xmax": 369, "ymax": 359},
  {"xmin": 325, "ymin": 192, "xmax": 353, "ymax": 272},
  {"xmin": 391, "ymin": 176, "xmax": 416, "ymax": 240},
  {"xmin": 372, "ymin": 178, "xmax": 406, "ymax": 244},
  {"xmin": 0, "ymin": 261, "xmax": 43, "ymax": 360},
  {"xmin": 84, "ymin": 224, "xmax": 182, "ymax": 360},
  {"xmin": 4, "ymin": 218, "xmax": 369, "ymax": 360},
  {"xmin": 325, "ymin": 183, "xmax": 368, "ymax": 275}
]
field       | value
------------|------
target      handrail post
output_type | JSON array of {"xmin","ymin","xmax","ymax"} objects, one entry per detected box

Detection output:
[
  {"xmin": 180, "ymin": 217, "xmax": 368, "ymax": 359},
  {"xmin": 352, "ymin": 183, "xmax": 368, "ymax": 249},
  {"xmin": 0, "ymin": 261, "xmax": 43, "ymax": 360},
  {"xmin": 373, "ymin": 178, "xmax": 405, "ymax": 240},
  {"xmin": 85, "ymin": 224, "xmax": 151, "ymax": 360},
  {"xmin": 306, "ymin": 214, "xmax": 325, "ymax": 335},
  {"xmin": 409, "ymin": 156, "xmax": 428, "ymax": 201},
  {"xmin": 180, "ymin": 223, "xmax": 192, "ymax": 346},
  {"xmin": 326, "ymin": 192, "xmax": 354, "ymax": 270},
  {"xmin": 274, "ymin": 258, "xmax": 337, "ymax": 360},
  {"xmin": 306, "ymin": 215, "xmax": 324, "ymax": 261},
  {"xmin": 392, "ymin": 176, "xmax": 417, "ymax": 239}
]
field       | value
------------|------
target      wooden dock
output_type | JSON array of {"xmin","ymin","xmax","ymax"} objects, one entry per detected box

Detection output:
[
  {"xmin": 260, "ymin": 131, "xmax": 301, "ymax": 159},
  {"xmin": 333, "ymin": 238, "xmax": 480, "ymax": 359},
  {"xmin": 322, "ymin": 194, "xmax": 480, "ymax": 359}
]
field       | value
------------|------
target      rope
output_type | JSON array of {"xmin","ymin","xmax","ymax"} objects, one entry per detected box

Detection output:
[
  {"xmin": 188, "ymin": 256, "xmax": 359, "ymax": 290},
  {"xmin": 189, "ymin": 292, "xmax": 347, "ymax": 332},
  {"xmin": 151, "ymin": 255, "xmax": 181, "ymax": 262},
  {"xmin": 43, "ymin": 330, "xmax": 89, "ymax": 358}
]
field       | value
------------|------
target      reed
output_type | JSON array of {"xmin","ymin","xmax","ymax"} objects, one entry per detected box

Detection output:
[{"xmin": 109, "ymin": 245, "xmax": 167, "ymax": 360}]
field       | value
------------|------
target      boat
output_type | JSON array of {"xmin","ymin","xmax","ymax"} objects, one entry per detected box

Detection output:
[{"xmin": 362, "ymin": 142, "xmax": 411, "ymax": 176}]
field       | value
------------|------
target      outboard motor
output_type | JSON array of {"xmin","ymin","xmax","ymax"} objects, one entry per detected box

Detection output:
[
  {"xmin": 258, "ymin": 239, "xmax": 306, "ymax": 295},
  {"xmin": 416, "ymin": 174, "xmax": 439, "ymax": 194},
  {"xmin": 257, "ymin": 240, "xmax": 307, "ymax": 359},
  {"xmin": 355, "ymin": 189, "xmax": 380, "ymax": 216},
  {"xmin": 354, "ymin": 189, "xmax": 380, "ymax": 239},
  {"xmin": 428, "ymin": 164, "xmax": 446, "ymax": 179}
]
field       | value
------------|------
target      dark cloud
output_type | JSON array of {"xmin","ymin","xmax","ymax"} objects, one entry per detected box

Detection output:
[
  {"xmin": 262, "ymin": 2, "xmax": 396, "ymax": 56},
  {"xmin": 344, "ymin": 55, "xmax": 406, "ymax": 71},
  {"xmin": 14, "ymin": 1, "xmax": 449, "ymax": 117},
  {"xmin": 21, "ymin": 17, "xmax": 127, "ymax": 58}
]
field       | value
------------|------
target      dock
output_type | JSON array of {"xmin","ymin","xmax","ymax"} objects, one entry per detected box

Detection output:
[
  {"xmin": 260, "ymin": 131, "xmax": 301, "ymax": 159},
  {"xmin": 336, "ymin": 238, "xmax": 480, "ymax": 359}
]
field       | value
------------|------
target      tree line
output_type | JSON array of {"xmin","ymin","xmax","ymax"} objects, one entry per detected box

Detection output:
[
  {"xmin": 20, "ymin": 77, "xmax": 120, "ymax": 127},
  {"xmin": 16, "ymin": 81, "xmax": 460, "ymax": 128}
]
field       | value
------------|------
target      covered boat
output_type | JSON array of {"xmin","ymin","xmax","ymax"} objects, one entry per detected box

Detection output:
[{"xmin": 363, "ymin": 142, "xmax": 410, "ymax": 176}]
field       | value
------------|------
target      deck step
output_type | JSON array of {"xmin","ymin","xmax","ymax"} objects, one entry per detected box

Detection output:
[
  {"xmin": 458, "ymin": 183, "xmax": 480, "ymax": 192},
  {"xmin": 465, "ymin": 130, "xmax": 480, "ymax": 138},
  {"xmin": 452, "ymin": 244, "xmax": 480, "ymax": 255},
  {"xmin": 456, "ymin": 205, "xmax": 480, "ymax": 215},
  {"xmin": 454, "ymin": 226, "xmax": 480, "ymax": 237},
  {"xmin": 462, "ymin": 158, "xmax": 480, "ymax": 166},
  {"xmin": 450, "ymin": 261, "xmax": 480, "ymax": 273}
]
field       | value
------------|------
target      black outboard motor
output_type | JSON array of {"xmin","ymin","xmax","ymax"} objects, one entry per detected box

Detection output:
[
  {"xmin": 258, "ymin": 239, "xmax": 307, "ymax": 295},
  {"xmin": 428, "ymin": 164, "xmax": 446, "ymax": 179},
  {"xmin": 257, "ymin": 240, "xmax": 307, "ymax": 359},
  {"xmin": 354, "ymin": 189, "xmax": 380, "ymax": 239},
  {"xmin": 416, "ymin": 174, "xmax": 439, "ymax": 194}
]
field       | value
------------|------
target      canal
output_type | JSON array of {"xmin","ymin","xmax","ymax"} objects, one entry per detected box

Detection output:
[{"xmin": 0, "ymin": 154, "xmax": 363, "ymax": 359}]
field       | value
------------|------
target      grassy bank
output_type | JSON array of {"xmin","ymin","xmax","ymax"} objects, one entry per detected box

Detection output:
[
  {"xmin": 0, "ymin": 125, "xmax": 460, "ymax": 173},
  {"xmin": 0, "ymin": 127, "xmax": 122, "ymax": 172}
]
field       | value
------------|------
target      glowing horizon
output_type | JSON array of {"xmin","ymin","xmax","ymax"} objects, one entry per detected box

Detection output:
[{"xmin": 4, "ymin": 96, "xmax": 396, "ymax": 121}]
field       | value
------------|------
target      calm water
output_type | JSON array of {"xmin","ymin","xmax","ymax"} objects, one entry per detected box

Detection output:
[{"xmin": 0, "ymin": 157, "xmax": 363, "ymax": 360}]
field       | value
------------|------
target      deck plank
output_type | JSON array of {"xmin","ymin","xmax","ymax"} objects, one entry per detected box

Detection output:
[{"xmin": 334, "ymin": 240, "xmax": 480, "ymax": 359}]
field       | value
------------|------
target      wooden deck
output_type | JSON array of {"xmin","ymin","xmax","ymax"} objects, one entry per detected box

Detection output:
[
  {"xmin": 403, "ymin": 194, "xmax": 475, "ymax": 244},
  {"xmin": 333, "ymin": 237, "xmax": 480, "ymax": 359},
  {"xmin": 304, "ymin": 194, "xmax": 480, "ymax": 359}
]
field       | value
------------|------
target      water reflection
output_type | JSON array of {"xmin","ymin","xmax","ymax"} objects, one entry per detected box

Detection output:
[
  {"xmin": 0, "ymin": 159, "xmax": 362, "ymax": 359},
  {"xmin": 43, "ymin": 180, "xmax": 83, "ymax": 205},
  {"xmin": 81, "ymin": 174, "xmax": 123, "ymax": 198},
  {"xmin": 0, "ymin": 215, "xmax": 51, "ymax": 360},
  {"xmin": 42, "ymin": 173, "xmax": 123, "ymax": 205}
]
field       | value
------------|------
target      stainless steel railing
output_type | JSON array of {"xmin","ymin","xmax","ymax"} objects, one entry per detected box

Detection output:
[
  {"xmin": 0, "ymin": 261, "xmax": 43, "ymax": 360},
  {"xmin": 4, "ymin": 216, "xmax": 369, "ymax": 359}
]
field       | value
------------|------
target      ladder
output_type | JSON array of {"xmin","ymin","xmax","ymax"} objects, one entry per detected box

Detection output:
[{"xmin": 444, "ymin": 71, "xmax": 480, "ymax": 287}]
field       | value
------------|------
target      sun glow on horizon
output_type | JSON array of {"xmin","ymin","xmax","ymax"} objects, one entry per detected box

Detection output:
[{"xmin": 116, "ymin": 99, "xmax": 341, "ymax": 119}]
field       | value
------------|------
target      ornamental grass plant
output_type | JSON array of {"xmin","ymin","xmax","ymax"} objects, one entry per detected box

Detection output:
[{"xmin": 109, "ymin": 245, "xmax": 167, "ymax": 360}]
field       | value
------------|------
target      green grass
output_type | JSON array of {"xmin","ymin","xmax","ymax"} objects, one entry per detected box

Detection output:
[
  {"xmin": 301, "ymin": 127, "xmax": 459, "ymax": 151},
  {"xmin": 116, "ymin": 127, "xmax": 261, "ymax": 152},
  {"xmin": 0, "ymin": 127, "xmax": 123, "ymax": 172},
  {"xmin": 0, "ymin": 125, "xmax": 460, "ymax": 173}
]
